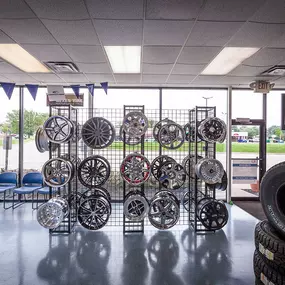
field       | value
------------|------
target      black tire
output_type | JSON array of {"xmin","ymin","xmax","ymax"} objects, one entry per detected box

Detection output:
[
  {"xmin": 255, "ymin": 220, "xmax": 285, "ymax": 275},
  {"xmin": 253, "ymin": 250, "xmax": 285, "ymax": 285},
  {"xmin": 260, "ymin": 162, "xmax": 285, "ymax": 236}
]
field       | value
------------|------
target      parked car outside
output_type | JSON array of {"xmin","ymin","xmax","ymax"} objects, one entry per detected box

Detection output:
[{"xmin": 237, "ymin": 139, "xmax": 247, "ymax": 143}]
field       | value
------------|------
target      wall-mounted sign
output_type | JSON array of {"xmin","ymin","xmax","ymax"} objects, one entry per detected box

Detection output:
[
  {"xmin": 47, "ymin": 93, "xmax": 84, "ymax": 106},
  {"xmin": 249, "ymin": 80, "xmax": 274, "ymax": 94},
  {"xmin": 3, "ymin": 136, "xmax": 12, "ymax": 150},
  {"xmin": 232, "ymin": 159, "xmax": 258, "ymax": 184}
]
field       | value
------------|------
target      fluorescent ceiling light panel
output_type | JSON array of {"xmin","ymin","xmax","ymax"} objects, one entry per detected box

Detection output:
[
  {"xmin": 104, "ymin": 46, "xmax": 141, "ymax": 73},
  {"xmin": 201, "ymin": 47, "xmax": 260, "ymax": 75},
  {"xmin": 0, "ymin": 44, "xmax": 50, "ymax": 73}
]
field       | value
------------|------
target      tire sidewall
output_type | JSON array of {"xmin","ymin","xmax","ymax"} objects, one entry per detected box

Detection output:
[{"xmin": 261, "ymin": 165, "xmax": 285, "ymax": 235}]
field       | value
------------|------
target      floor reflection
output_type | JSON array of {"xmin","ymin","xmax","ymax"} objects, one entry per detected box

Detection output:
[
  {"xmin": 181, "ymin": 229, "xmax": 232, "ymax": 285},
  {"xmin": 121, "ymin": 234, "xmax": 149, "ymax": 285},
  {"xmin": 37, "ymin": 231, "xmax": 111, "ymax": 285},
  {"xmin": 148, "ymin": 231, "xmax": 184, "ymax": 285}
]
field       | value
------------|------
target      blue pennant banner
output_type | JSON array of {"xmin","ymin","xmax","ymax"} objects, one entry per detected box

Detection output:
[
  {"xmin": 25, "ymin": 84, "xmax": 39, "ymax": 101},
  {"xmin": 100, "ymin": 82, "xmax": 108, "ymax": 95},
  {"xmin": 86, "ymin": 83, "xmax": 94, "ymax": 96},
  {"xmin": 1, "ymin": 82, "xmax": 15, "ymax": 100},
  {"xmin": 71, "ymin": 85, "xmax": 80, "ymax": 98}
]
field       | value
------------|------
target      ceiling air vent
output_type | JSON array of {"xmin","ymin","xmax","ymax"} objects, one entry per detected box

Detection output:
[
  {"xmin": 262, "ymin": 65, "xmax": 285, "ymax": 76},
  {"xmin": 44, "ymin": 62, "xmax": 79, "ymax": 73}
]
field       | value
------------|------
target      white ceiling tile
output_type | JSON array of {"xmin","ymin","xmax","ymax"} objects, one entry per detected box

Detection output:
[
  {"xmin": 94, "ymin": 20, "xmax": 143, "ymax": 45},
  {"xmin": 76, "ymin": 63, "xmax": 111, "ymax": 73},
  {"xmin": 167, "ymin": 74, "xmax": 194, "ymax": 83},
  {"xmin": 142, "ymin": 63, "xmax": 173, "ymax": 74},
  {"xmin": 0, "ymin": 19, "xmax": 57, "ymax": 44},
  {"xmin": 192, "ymin": 75, "xmax": 225, "ymax": 85},
  {"xmin": 25, "ymin": 0, "xmax": 89, "ymax": 20},
  {"xmin": 178, "ymin": 47, "xmax": 221, "ymax": 64},
  {"xmin": 142, "ymin": 74, "xmax": 167, "ymax": 83},
  {"xmin": 0, "ymin": 75, "xmax": 11, "ymax": 81},
  {"xmin": 144, "ymin": 20, "xmax": 193, "ymax": 46},
  {"xmin": 199, "ymin": 0, "xmax": 266, "ymax": 21},
  {"xmin": 42, "ymin": 20, "xmax": 100, "ymax": 45},
  {"xmin": 85, "ymin": 73, "xmax": 115, "ymax": 83},
  {"xmin": 62, "ymin": 45, "xmax": 106, "ymax": 63},
  {"xmin": 243, "ymin": 48, "xmax": 285, "ymax": 66},
  {"xmin": 57, "ymin": 73, "xmax": 87, "ymax": 83},
  {"xmin": 146, "ymin": 0, "xmax": 203, "ymax": 20},
  {"xmin": 0, "ymin": 30, "xmax": 14, "ymax": 43},
  {"xmin": 115, "ymin": 74, "xmax": 141, "ymax": 83},
  {"xmin": 28, "ymin": 73, "xmax": 63, "ymax": 83},
  {"xmin": 86, "ymin": 0, "xmax": 143, "ymax": 19},
  {"xmin": 5, "ymin": 73, "xmax": 39, "ymax": 83},
  {"xmin": 186, "ymin": 21, "xmax": 243, "ymax": 47},
  {"xmin": 220, "ymin": 76, "xmax": 271, "ymax": 85},
  {"xmin": 250, "ymin": 0, "xmax": 285, "ymax": 23},
  {"xmin": 0, "ymin": 0, "xmax": 36, "ymax": 19},
  {"xmin": 143, "ymin": 47, "xmax": 181, "ymax": 64},
  {"xmin": 227, "ymin": 23, "xmax": 285, "ymax": 47},
  {"xmin": 172, "ymin": 64, "xmax": 205, "ymax": 75},
  {"xmin": 22, "ymin": 44, "xmax": 71, "ymax": 62},
  {"xmin": 0, "ymin": 62, "xmax": 23, "ymax": 73},
  {"xmin": 228, "ymin": 65, "xmax": 270, "ymax": 76},
  {"xmin": 268, "ymin": 34, "xmax": 285, "ymax": 48}
]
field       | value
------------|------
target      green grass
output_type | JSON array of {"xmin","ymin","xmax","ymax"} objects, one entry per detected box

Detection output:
[{"xmin": 109, "ymin": 141, "xmax": 285, "ymax": 153}]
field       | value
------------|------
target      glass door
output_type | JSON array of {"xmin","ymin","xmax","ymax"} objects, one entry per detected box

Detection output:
[{"xmin": 231, "ymin": 120, "xmax": 265, "ymax": 199}]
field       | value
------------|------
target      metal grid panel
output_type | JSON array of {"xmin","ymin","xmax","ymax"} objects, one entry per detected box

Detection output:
[
  {"xmin": 49, "ymin": 105, "xmax": 78, "ymax": 234},
  {"xmin": 189, "ymin": 106, "xmax": 216, "ymax": 233},
  {"xmin": 75, "ymin": 107, "xmax": 192, "ymax": 232}
]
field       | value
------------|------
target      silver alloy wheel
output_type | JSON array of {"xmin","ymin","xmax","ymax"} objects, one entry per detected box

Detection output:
[
  {"xmin": 157, "ymin": 122, "xmax": 185, "ymax": 149},
  {"xmin": 120, "ymin": 153, "xmax": 151, "ymax": 186},
  {"xmin": 42, "ymin": 158, "xmax": 74, "ymax": 187},
  {"xmin": 124, "ymin": 192, "xmax": 149, "ymax": 222},
  {"xmin": 158, "ymin": 161, "xmax": 186, "ymax": 190},
  {"xmin": 148, "ymin": 192, "xmax": 180, "ymax": 229},
  {"xmin": 195, "ymin": 158, "xmax": 224, "ymax": 184},
  {"xmin": 43, "ymin": 116, "xmax": 74, "ymax": 143},
  {"xmin": 122, "ymin": 111, "xmax": 148, "ymax": 137},
  {"xmin": 37, "ymin": 197, "xmax": 69, "ymax": 229},
  {"xmin": 35, "ymin": 127, "xmax": 49, "ymax": 153}
]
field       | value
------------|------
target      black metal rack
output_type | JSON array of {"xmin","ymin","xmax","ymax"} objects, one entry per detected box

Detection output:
[
  {"xmin": 122, "ymin": 105, "xmax": 145, "ymax": 233},
  {"xmin": 48, "ymin": 105, "xmax": 78, "ymax": 234},
  {"xmin": 189, "ymin": 106, "xmax": 216, "ymax": 233}
]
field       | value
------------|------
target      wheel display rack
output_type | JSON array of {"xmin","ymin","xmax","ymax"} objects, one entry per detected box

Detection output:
[
  {"xmin": 43, "ymin": 104, "xmax": 225, "ymax": 234},
  {"xmin": 189, "ymin": 106, "xmax": 217, "ymax": 233},
  {"xmin": 48, "ymin": 105, "xmax": 78, "ymax": 234}
]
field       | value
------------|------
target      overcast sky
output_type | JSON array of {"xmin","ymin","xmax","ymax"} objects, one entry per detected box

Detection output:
[{"xmin": 0, "ymin": 87, "xmax": 282, "ymax": 127}]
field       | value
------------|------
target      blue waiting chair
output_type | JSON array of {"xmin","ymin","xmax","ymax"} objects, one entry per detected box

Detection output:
[
  {"xmin": 0, "ymin": 172, "xmax": 17, "ymax": 209},
  {"xmin": 12, "ymin": 172, "xmax": 43, "ymax": 209}
]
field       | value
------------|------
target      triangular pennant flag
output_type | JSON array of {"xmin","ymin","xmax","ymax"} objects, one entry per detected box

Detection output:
[
  {"xmin": 100, "ymin": 82, "xmax": 108, "ymax": 95},
  {"xmin": 25, "ymin": 84, "xmax": 39, "ymax": 101},
  {"xmin": 71, "ymin": 85, "xmax": 80, "ymax": 98},
  {"xmin": 1, "ymin": 82, "xmax": 15, "ymax": 100},
  {"xmin": 86, "ymin": 83, "xmax": 94, "ymax": 96}
]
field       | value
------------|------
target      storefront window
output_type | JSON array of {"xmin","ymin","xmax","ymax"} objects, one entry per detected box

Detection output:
[
  {"xmin": 0, "ymin": 87, "xmax": 19, "ymax": 172},
  {"xmin": 23, "ymin": 88, "xmax": 49, "ymax": 173}
]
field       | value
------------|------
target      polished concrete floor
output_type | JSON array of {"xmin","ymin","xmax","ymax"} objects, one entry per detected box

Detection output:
[{"xmin": 0, "ymin": 204, "xmax": 258, "ymax": 285}]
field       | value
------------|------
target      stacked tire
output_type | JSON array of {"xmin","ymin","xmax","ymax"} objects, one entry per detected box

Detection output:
[{"xmin": 254, "ymin": 162, "xmax": 285, "ymax": 285}]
